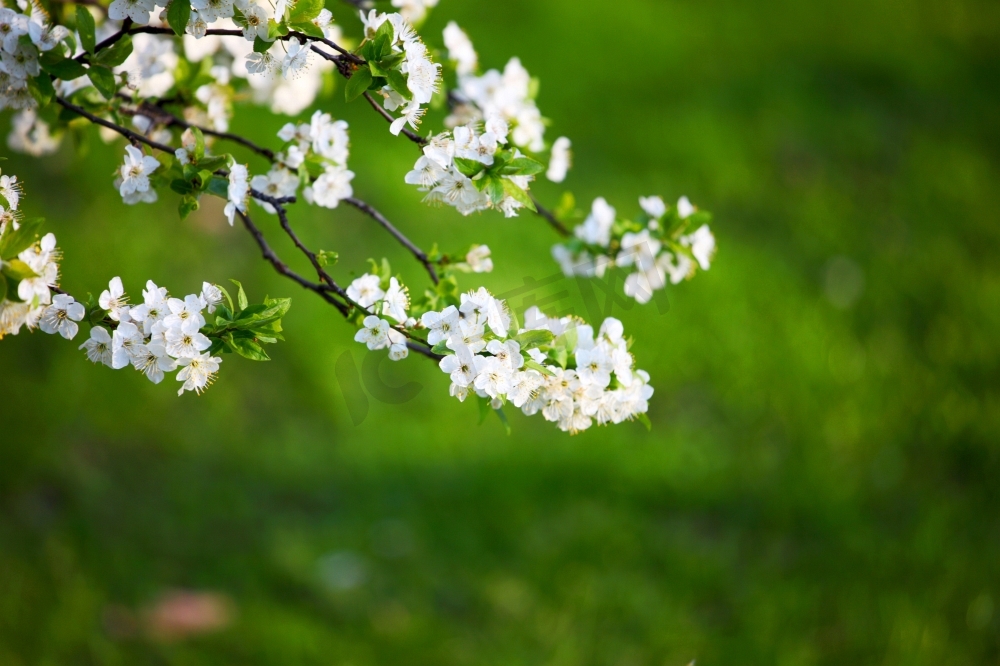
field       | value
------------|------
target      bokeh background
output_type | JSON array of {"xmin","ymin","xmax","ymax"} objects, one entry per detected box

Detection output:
[{"xmin": 3, "ymin": 0, "xmax": 1000, "ymax": 663}]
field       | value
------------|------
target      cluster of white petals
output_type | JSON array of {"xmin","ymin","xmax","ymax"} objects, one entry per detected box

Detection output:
[
  {"xmin": 349, "ymin": 272, "xmax": 413, "ymax": 361},
  {"xmin": 284, "ymin": 110, "xmax": 354, "ymax": 209},
  {"xmin": 422, "ymin": 289, "xmax": 653, "ymax": 434},
  {"xmin": 0, "ymin": 173, "xmax": 67, "ymax": 338},
  {"xmin": 441, "ymin": 24, "xmax": 572, "ymax": 190},
  {"xmin": 447, "ymin": 48, "xmax": 546, "ymax": 154},
  {"xmin": 404, "ymin": 119, "xmax": 537, "ymax": 218},
  {"xmin": 553, "ymin": 196, "xmax": 717, "ymax": 304},
  {"xmin": 79, "ymin": 277, "xmax": 224, "ymax": 395},
  {"xmin": 362, "ymin": 11, "xmax": 441, "ymax": 137}
]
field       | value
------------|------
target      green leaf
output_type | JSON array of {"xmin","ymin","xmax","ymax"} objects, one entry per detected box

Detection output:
[
  {"xmin": 554, "ymin": 190, "xmax": 576, "ymax": 221},
  {"xmin": 87, "ymin": 65, "xmax": 117, "ymax": 99},
  {"xmin": 167, "ymin": 0, "xmax": 191, "ymax": 36},
  {"xmin": 548, "ymin": 347, "xmax": 568, "ymax": 369},
  {"xmin": 431, "ymin": 340, "xmax": 451, "ymax": 356},
  {"xmin": 373, "ymin": 19, "xmax": 394, "ymax": 58},
  {"xmin": 345, "ymin": 66, "xmax": 372, "ymax": 102},
  {"xmin": 170, "ymin": 178, "xmax": 196, "ymax": 195},
  {"xmin": 230, "ymin": 279, "xmax": 249, "ymax": 310},
  {"xmin": 1, "ymin": 259, "xmax": 38, "ymax": 281},
  {"xmin": 477, "ymin": 396, "xmax": 491, "ymax": 425},
  {"xmin": 206, "ymin": 176, "xmax": 229, "ymax": 199},
  {"xmin": 454, "ymin": 157, "xmax": 485, "ymax": 178},
  {"xmin": 207, "ymin": 338, "xmax": 226, "ymax": 355},
  {"xmin": 0, "ymin": 274, "xmax": 7, "ymax": 303},
  {"xmin": 494, "ymin": 407, "xmax": 512, "ymax": 435},
  {"xmin": 513, "ymin": 329, "xmax": 555, "ymax": 350},
  {"xmin": 267, "ymin": 18, "xmax": 282, "ymax": 40},
  {"xmin": 635, "ymin": 412, "xmax": 652, "ymax": 431},
  {"xmin": 501, "ymin": 178, "xmax": 537, "ymax": 212},
  {"xmin": 380, "ymin": 52, "xmax": 405, "ymax": 69},
  {"xmin": 287, "ymin": 0, "xmax": 324, "ymax": 24},
  {"xmin": 484, "ymin": 175, "xmax": 505, "ymax": 205},
  {"xmin": 499, "ymin": 156, "xmax": 545, "ymax": 176},
  {"xmin": 193, "ymin": 155, "xmax": 227, "ymax": 172},
  {"xmin": 76, "ymin": 6, "xmax": 96, "ymax": 53},
  {"xmin": 92, "ymin": 34, "xmax": 133, "ymax": 67},
  {"xmin": 316, "ymin": 250, "xmax": 338, "ymax": 267},
  {"xmin": 0, "ymin": 217, "xmax": 44, "ymax": 260},
  {"xmin": 288, "ymin": 21, "xmax": 323, "ymax": 38},
  {"xmin": 217, "ymin": 284, "xmax": 234, "ymax": 312},
  {"xmin": 27, "ymin": 74, "xmax": 54, "ymax": 105},
  {"xmin": 39, "ymin": 53, "xmax": 88, "ymax": 80},
  {"xmin": 226, "ymin": 334, "xmax": 271, "ymax": 361},
  {"xmin": 385, "ymin": 68, "xmax": 410, "ymax": 100},
  {"xmin": 524, "ymin": 359, "xmax": 555, "ymax": 377},
  {"xmin": 253, "ymin": 35, "xmax": 272, "ymax": 53},
  {"xmin": 189, "ymin": 126, "xmax": 205, "ymax": 161},
  {"xmin": 178, "ymin": 195, "xmax": 199, "ymax": 220}
]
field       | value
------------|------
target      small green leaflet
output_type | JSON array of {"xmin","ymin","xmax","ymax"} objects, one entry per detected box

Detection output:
[
  {"xmin": 87, "ymin": 65, "xmax": 117, "ymax": 99},
  {"xmin": 92, "ymin": 35, "xmax": 133, "ymax": 67},
  {"xmin": 230, "ymin": 279, "xmax": 249, "ymax": 310},
  {"xmin": 76, "ymin": 6, "xmax": 96, "ymax": 53},
  {"xmin": 27, "ymin": 75, "xmax": 54, "ymax": 105},
  {"xmin": 39, "ymin": 54, "xmax": 88, "ymax": 80},
  {"xmin": 287, "ymin": 0, "xmax": 324, "ymax": 24},
  {"xmin": 167, "ymin": 0, "xmax": 191, "ymax": 37},
  {"xmin": 0, "ymin": 217, "xmax": 44, "ymax": 260},
  {"xmin": 1, "ymin": 259, "xmax": 39, "ymax": 281},
  {"xmin": 345, "ymin": 67, "xmax": 373, "ymax": 101}
]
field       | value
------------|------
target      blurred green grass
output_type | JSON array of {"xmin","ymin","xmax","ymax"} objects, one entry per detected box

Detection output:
[{"xmin": 2, "ymin": 0, "xmax": 1000, "ymax": 663}]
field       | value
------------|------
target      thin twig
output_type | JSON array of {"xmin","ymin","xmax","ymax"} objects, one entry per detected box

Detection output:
[
  {"xmin": 141, "ymin": 102, "xmax": 277, "ymax": 161},
  {"xmin": 236, "ymin": 209, "xmax": 350, "ymax": 316},
  {"xmin": 344, "ymin": 197, "xmax": 438, "ymax": 284},
  {"xmin": 56, "ymin": 96, "xmax": 175, "ymax": 154},
  {"xmin": 531, "ymin": 195, "xmax": 571, "ymax": 237}
]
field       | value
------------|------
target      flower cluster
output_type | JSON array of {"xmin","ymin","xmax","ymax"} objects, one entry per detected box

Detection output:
[
  {"xmin": 423, "ymin": 291, "xmax": 653, "ymax": 434},
  {"xmin": 552, "ymin": 196, "xmax": 717, "ymax": 304},
  {"xmin": 0, "ymin": 0, "xmax": 721, "ymax": 432},
  {"xmin": 445, "ymin": 35, "xmax": 545, "ymax": 154},
  {"xmin": 288, "ymin": 110, "xmax": 355, "ymax": 209},
  {"xmin": 0, "ymin": 4, "xmax": 70, "ymax": 112},
  {"xmin": 349, "ymin": 270, "xmax": 413, "ymax": 361},
  {"xmin": 0, "ymin": 172, "xmax": 66, "ymax": 338},
  {"xmin": 79, "ymin": 277, "xmax": 224, "ymax": 395},
  {"xmin": 404, "ymin": 120, "xmax": 543, "ymax": 217},
  {"xmin": 358, "ymin": 11, "xmax": 441, "ymax": 137}
]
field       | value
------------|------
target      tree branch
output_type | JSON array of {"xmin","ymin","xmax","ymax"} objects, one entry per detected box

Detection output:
[
  {"xmin": 344, "ymin": 197, "xmax": 438, "ymax": 284},
  {"xmin": 235, "ymin": 209, "xmax": 350, "ymax": 316},
  {"xmin": 531, "ymin": 195, "xmax": 571, "ymax": 237}
]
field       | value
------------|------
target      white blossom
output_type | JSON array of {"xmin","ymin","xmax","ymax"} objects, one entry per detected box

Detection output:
[
  {"xmin": 346, "ymin": 274, "xmax": 384, "ymax": 308},
  {"xmin": 305, "ymin": 166, "xmax": 353, "ymax": 209},
  {"xmin": 354, "ymin": 315, "xmax": 390, "ymax": 350},
  {"xmin": 546, "ymin": 137, "xmax": 571, "ymax": 183},
  {"xmin": 381, "ymin": 277, "xmax": 410, "ymax": 323},
  {"xmin": 39, "ymin": 294, "xmax": 84, "ymax": 339},
  {"xmin": 108, "ymin": 0, "xmax": 156, "ymax": 25},
  {"xmin": 99, "ymin": 276, "xmax": 130, "ymax": 322},
  {"xmin": 119, "ymin": 145, "xmax": 159, "ymax": 200},
  {"xmin": 465, "ymin": 245, "xmax": 493, "ymax": 273},
  {"xmin": 224, "ymin": 163, "xmax": 249, "ymax": 225},
  {"xmin": 80, "ymin": 326, "xmax": 113, "ymax": 367},
  {"xmin": 176, "ymin": 352, "xmax": 222, "ymax": 395},
  {"xmin": 111, "ymin": 321, "xmax": 145, "ymax": 369},
  {"xmin": 681, "ymin": 224, "xmax": 715, "ymax": 270},
  {"xmin": 443, "ymin": 22, "xmax": 477, "ymax": 76}
]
